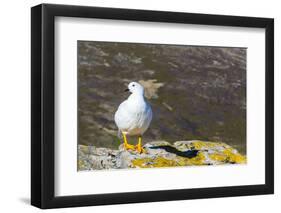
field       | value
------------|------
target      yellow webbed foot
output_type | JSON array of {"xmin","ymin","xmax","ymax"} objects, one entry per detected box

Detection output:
[
  {"xmin": 136, "ymin": 144, "xmax": 145, "ymax": 154},
  {"xmin": 122, "ymin": 132, "xmax": 135, "ymax": 151},
  {"xmin": 135, "ymin": 136, "xmax": 146, "ymax": 154},
  {"xmin": 124, "ymin": 142, "xmax": 135, "ymax": 151}
]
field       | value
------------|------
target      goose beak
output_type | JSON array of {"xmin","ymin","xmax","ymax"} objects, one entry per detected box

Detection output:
[{"xmin": 124, "ymin": 88, "xmax": 129, "ymax": 92}]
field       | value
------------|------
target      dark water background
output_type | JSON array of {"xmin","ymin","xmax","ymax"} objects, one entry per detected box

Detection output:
[{"xmin": 78, "ymin": 41, "xmax": 246, "ymax": 154}]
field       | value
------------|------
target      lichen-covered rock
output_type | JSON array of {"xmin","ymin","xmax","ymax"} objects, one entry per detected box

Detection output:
[{"xmin": 78, "ymin": 140, "xmax": 246, "ymax": 171}]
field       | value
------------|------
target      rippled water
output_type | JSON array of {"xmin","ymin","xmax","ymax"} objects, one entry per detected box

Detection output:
[{"xmin": 78, "ymin": 41, "xmax": 246, "ymax": 154}]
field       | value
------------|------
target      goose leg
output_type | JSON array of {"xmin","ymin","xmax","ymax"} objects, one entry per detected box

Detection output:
[
  {"xmin": 136, "ymin": 136, "xmax": 145, "ymax": 154},
  {"xmin": 122, "ymin": 132, "xmax": 135, "ymax": 151}
]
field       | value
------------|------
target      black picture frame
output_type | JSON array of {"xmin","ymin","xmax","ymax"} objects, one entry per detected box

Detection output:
[{"xmin": 31, "ymin": 3, "xmax": 274, "ymax": 209}]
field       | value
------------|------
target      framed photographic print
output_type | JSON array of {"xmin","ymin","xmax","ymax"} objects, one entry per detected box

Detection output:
[{"xmin": 31, "ymin": 3, "xmax": 274, "ymax": 209}]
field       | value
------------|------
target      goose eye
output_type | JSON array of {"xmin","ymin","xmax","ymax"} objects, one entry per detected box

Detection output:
[{"xmin": 132, "ymin": 84, "xmax": 135, "ymax": 87}]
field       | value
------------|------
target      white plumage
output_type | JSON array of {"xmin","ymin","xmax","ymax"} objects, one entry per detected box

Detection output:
[{"xmin": 114, "ymin": 82, "xmax": 152, "ymax": 137}]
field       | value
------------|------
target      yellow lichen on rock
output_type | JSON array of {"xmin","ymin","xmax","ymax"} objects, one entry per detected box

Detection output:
[
  {"xmin": 78, "ymin": 159, "xmax": 87, "ymax": 170},
  {"xmin": 131, "ymin": 157, "xmax": 179, "ymax": 168},
  {"xmin": 208, "ymin": 148, "xmax": 246, "ymax": 164},
  {"xmin": 131, "ymin": 152, "xmax": 207, "ymax": 168},
  {"xmin": 222, "ymin": 149, "xmax": 247, "ymax": 164},
  {"xmin": 209, "ymin": 153, "xmax": 227, "ymax": 162}
]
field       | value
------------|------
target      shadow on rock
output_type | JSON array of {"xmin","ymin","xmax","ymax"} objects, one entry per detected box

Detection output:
[{"xmin": 149, "ymin": 145, "xmax": 199, "ymax": 158}]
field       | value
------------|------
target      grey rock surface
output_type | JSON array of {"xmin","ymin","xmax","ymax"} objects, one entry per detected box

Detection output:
[{"xmin": 78, "ymin": 140, "xmax": 246, "ymax": 171}]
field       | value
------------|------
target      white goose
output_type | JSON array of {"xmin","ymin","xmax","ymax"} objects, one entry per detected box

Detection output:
[{"xmin": 114, "ymin": 82, "xmax": 153, "ymax": 153}]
